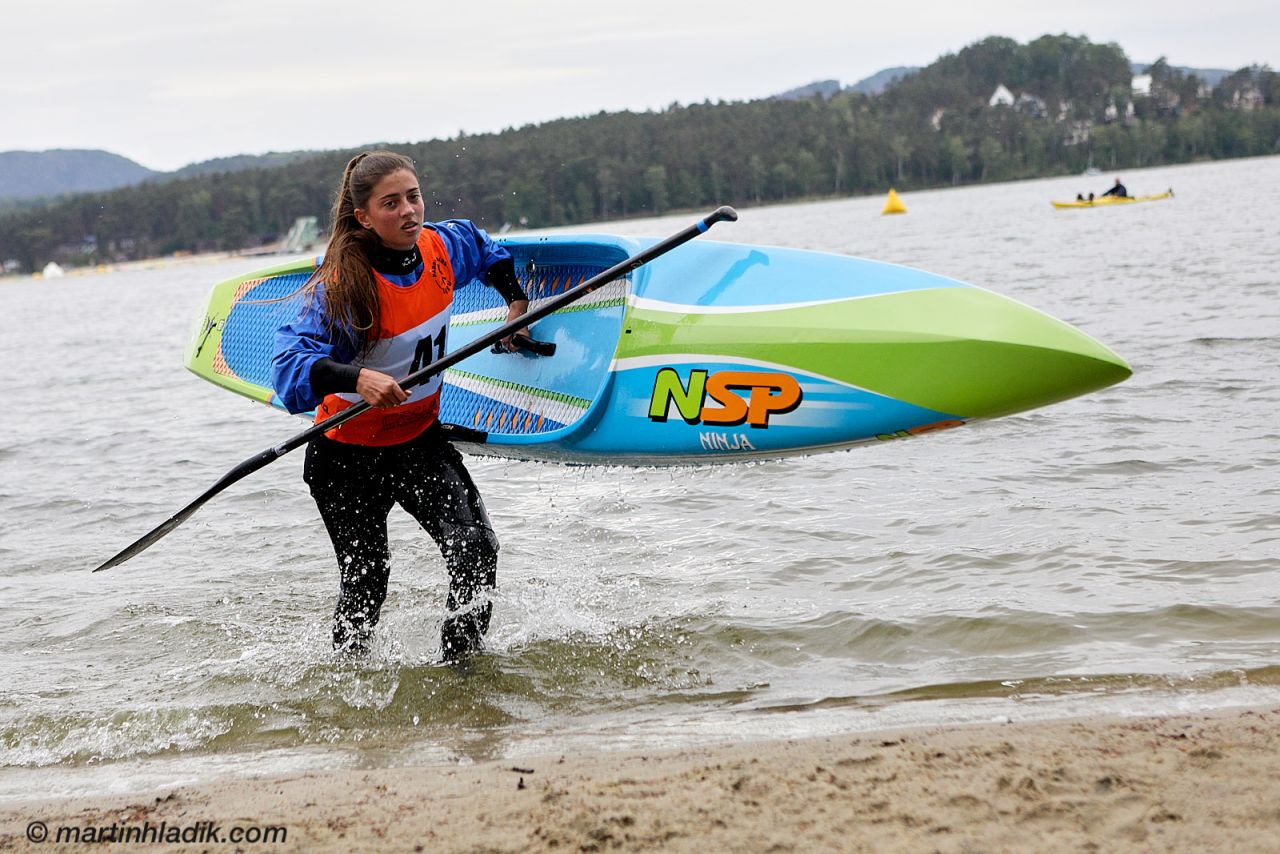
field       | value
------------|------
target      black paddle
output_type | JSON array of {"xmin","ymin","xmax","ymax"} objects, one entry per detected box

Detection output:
[{"xmin": 93, "ymin": 205, "xmax": 739, "ymax": 572}]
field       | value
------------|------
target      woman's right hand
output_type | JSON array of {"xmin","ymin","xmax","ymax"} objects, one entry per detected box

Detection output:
[{"xmin": 356, "ymin": 369, "xmax": 409, "ymax": 407}]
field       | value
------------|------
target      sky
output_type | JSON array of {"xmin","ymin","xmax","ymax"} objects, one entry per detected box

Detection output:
[{"xmin": 3, "ymin": 0, "xmax": 1275, "ymax": 172}]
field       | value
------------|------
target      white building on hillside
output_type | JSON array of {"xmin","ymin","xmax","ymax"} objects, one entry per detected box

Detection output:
[{"xmin": 988, "ymin": 84, "xmax": 1015, "ymax": 107}]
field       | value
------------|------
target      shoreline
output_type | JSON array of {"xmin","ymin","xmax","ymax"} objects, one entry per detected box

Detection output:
[
  {"xmin": 1, "ymin": 249, "xmax": 262, "ymax": 284},
  {"xmin": 4, "ymin": 705, "xmax": 1279, "ymax": 852}
]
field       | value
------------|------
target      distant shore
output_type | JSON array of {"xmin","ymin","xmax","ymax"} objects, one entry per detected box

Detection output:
[
  {"xmin": 4, "ymin": 705, "xmax": 1278, "ymax": 852},
  {"xmin": 1, "ymin": 248, "xmax": 292, "ymax": 284}
]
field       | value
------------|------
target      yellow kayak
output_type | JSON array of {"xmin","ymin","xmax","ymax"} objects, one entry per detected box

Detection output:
[{"xmin": 1052, "ymin": 190, "xmax": 1174, "ymax": 209}]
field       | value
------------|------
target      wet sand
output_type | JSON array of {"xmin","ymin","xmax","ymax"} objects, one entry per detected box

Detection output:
[{"xmin": 4, "ymin": 706, "xmax": 1279, "ymax": 852}]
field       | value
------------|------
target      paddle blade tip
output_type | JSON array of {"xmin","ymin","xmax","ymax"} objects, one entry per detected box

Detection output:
[{"xmin": 92, "ymin": 549, "xmax": 132, "ymax": 573}]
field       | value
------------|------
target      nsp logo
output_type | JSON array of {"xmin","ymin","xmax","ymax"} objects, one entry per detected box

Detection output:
[{"xmin": 647, "ymin": 368, "xmax": 802, "ymax": 427}]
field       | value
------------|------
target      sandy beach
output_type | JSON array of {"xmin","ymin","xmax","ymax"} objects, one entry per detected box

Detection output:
[{"xmin": 4, "ymin": 705, "xmax": 1279, "ymax": 852}]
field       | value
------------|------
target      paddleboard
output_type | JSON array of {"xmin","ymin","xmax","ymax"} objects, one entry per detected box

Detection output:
[{"xmin": 185, "ymin": 236, "xmax": 1131, "ymax": 464}]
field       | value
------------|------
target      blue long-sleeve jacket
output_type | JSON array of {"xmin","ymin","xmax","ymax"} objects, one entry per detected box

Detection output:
[{"xmin": 271, "ymin": 220, "xmax": 511, "ymax": 414}]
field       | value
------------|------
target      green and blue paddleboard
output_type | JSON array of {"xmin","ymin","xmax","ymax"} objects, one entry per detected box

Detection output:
[{"xmin": 185, "ymin": 235, "xmax": 1130, "ymax": 464}]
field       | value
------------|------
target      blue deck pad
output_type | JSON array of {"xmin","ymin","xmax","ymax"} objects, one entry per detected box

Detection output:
[
  {"xmin": 455, "ymin": 257, "xmax": 626, "ymax": 311},
  {"xmin": 221, "ymin": 274, "xmax": 310, "ymax": 390},
  {"xmin": 445, "ymin": 239, "xmax": 635, "ymax": 436},
  {"xmin": 448, "ymin": 294, "xmax": 625, "ymax": 402},
  {"xmin": 219, "ymin": 251, "xmax": 630, "ymax": 434}
]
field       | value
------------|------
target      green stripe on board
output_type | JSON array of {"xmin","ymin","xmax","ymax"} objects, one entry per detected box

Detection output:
[
  {"xmin": 446, "ymin": 369, "xmax": 592, "ymax": 409},
  {"xmin": 619, "ymin": 288, "xmax": 1130, "ymax": 419}
]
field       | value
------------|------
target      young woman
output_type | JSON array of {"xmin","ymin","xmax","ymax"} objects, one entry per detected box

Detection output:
[{"xmin": 271, "ymin": 151, "xmax": 529, "ymax": 661}]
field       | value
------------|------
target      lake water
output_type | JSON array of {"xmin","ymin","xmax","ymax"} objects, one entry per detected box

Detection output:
[{"xmin": 2, "ymin": 156, "xmax": 1278, "ymax": 800}]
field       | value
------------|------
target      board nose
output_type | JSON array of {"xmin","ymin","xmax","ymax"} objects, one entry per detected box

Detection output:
[
  {"xmin": 623, "ymin": 283, "xmax": 1131, "ymax": 423},
  {"xmin": 851, "ymin": 286, "xmax": 1132, "ymax": 420}
]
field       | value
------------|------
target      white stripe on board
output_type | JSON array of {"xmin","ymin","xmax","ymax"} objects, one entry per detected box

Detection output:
[
  {"xmin": 452, "ymin": 279, "xmax": 629, "ymax": 325},
  {"xmin": 624, "ymin": 289, "xmax": 941, "ymax": 315},
  {"xmin": 445, "ymin": 371, "xmax": 589, "ymax": 429}
]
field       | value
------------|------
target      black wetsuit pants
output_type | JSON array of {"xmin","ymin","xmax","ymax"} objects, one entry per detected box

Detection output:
[{"xmin": 303, "ymin": 425, "xmax": 499, "ymax": 653}]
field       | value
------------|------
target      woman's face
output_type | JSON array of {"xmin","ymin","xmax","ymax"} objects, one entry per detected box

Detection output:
[{"xmin": 354, "ymin": 168, "xmax": 425, "ymax": 250}]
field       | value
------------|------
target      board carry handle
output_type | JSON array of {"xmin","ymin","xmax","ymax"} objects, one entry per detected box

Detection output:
[{"xmin": 92, "ymin": 206, "xmax": 739, "ymax": 573}]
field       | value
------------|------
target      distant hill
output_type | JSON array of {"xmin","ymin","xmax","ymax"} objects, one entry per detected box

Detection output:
[
  {"xmin": 0, "ymin": 148, "xmax": 322, "ymax": 203},
  {"xmin": 774, "ymin": 68, "xmax": 921, "ymax": 101},
  {"xmin": 848, "ymin": 66, "xmax": 922, "ymax": 95},
  {"xmin": 772, "ymin": 79, "xmax": 843, "ymax": 100},
  {"xmin": 170, "ymin": 151, "xmax": 320, "ymax": 180},
  {"xmin": 0, "ymin": 149, "xmax": 157, "ymax": 201},
  {"xmin": 776, "ymin": 61, "xmax": 1237, "ymax": 102}
]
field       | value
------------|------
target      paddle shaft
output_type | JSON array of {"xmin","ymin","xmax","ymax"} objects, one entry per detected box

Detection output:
[{"xmin": 93, "ymin": 206, "xmax": 738, "ymax": 572}]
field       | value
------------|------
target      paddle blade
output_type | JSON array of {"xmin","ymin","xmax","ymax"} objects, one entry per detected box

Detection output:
[
  {"xmin": 93, "ymin": 447, "xmax": 280, "ymax": 572},
  {"xmin": 93, "ymin": 509, "xmax": 202, "ymax": 572}
]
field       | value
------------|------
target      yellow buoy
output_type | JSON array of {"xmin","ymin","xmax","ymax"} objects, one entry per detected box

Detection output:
[{"xmin": 882, "ymin": 188, "xmax": 907, "ymax": 215}]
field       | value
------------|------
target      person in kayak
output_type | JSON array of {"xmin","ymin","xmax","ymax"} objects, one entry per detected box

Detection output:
[
  {"xmin": 271, "ymin": 150, "xmax": 530, "ymax": 661},
  {"xmin": 1101, "ymin": 177, "xmax": 1128, "ymax": 198}
]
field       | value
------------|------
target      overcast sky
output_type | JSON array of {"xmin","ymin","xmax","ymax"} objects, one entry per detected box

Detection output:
[{"xmin": 3, "ymin": 0, "xmax": 1274, "ymax": 172}]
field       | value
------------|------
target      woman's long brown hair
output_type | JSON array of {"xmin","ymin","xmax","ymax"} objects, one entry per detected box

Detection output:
[{"xmin": 307, "ymin": 150, "xmax": 418, "ymax": 354}]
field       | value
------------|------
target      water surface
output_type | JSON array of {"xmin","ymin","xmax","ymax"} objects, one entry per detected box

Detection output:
[{"xmin": 2, "ymin": 156, "xmax": 1278, "ymax": 799}]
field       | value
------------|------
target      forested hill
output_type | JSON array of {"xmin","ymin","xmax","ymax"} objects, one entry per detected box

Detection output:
[{"xmin": 3, "ymin": 33, "xmax": 1278, "ymax": 274}]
